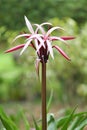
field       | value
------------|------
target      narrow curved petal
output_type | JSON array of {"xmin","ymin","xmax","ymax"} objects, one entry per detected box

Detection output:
[
  {"xmin": 5, "ymin": 44, "xmax": 25, "ymax": 53},
  {"xmin": 40, "ymin": 22, "xmax": 52, "ymax": 27},
  {"xmin": 26, "ymin": 34, "xmax": 43, "ymax": 40},
  {"xmin": 5, "ymin": 44, "xmax": 35, "ymax": 53},
  {"xmin": 28, "ymin": 34, "xmax": 45, "ymax": 48},
  {"xmin": 34, "ymin": 24, "xmax": 46, "ymax": 34},
  {"xmin": 34, "ymin": 39, "xmax": 39, "ymax": 50},
  {"xmin": 61, "ymin": 36, "xmax": 75, "ymax": 40},
  {"xmin": 52, "ymin": 45, "xmax": 71, "ymax": 61},
  {"xmin": 12, "ymin": 34, "xmax": 30, "ymax": 43},
  {"xmin": 34, "ymin": 22, "xmax": 52, "ymax": 34},
  {"xmin": 49, "ymin": 36, "xmax": 68, "ymax": 46},
  {"xmin": 24, "ymin": 16, "xmax": 34, "ymax": 34},
  {"xmin": 20, "ymin": 39, "xmax": 32, "ymax": 55},
  {"xmin": 36, "ymin": 43, "xmax": 43, "ymax": 54},
  {"xmin": 47, "ymin": 40, "xmax": 54, "ymax": 59},
  {"xmin": 46, "ymin": 26, "xmax": 64, "ymax": 37}
]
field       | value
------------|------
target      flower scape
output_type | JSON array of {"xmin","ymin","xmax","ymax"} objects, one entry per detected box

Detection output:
[{"xmin": 5, "ymin": 16, "xmax": 75, "ymax": 130}]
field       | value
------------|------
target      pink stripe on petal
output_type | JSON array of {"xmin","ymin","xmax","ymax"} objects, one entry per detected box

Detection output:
[
  {"xmin": 61, "ymin": 36, "xmax": 75, "ymax": 40},
  {"xmin": 52, "ymin": 45, "xmax": 71, "ymax": 61},
  {"xmin": 21, "ymin": 32, "xmax": 30, "ymax": 39},
  {"xmin": 5, "ymin": 44, "xmax": 25, "ymax": 53},
  {"xmin": 46, "ymin": 26, "xmax": 63, "ymax": 36},
  {"xmin": 5, "ymin": 44, "xmax": 35, "ymax": 53},
  {"xmin": 50, "ymin": 36, "xmax": 68, "ymax": 46},
  {"xmin": 12, "ymin": 34, "xmax": 31, "ymax": 43}
]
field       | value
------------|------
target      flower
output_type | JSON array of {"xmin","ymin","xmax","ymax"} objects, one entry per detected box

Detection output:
[{"xmin": 5, "ymin": 16, "xmax": 75, "ymax": 64}]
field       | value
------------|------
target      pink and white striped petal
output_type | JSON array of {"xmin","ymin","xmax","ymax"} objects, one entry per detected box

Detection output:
[
  {"xmin": 34, "ymin": 22, "xmax": 52, "ymax": 34},
  {"xmin": 36, "ymin": 43, "xmax": 43, "ymax": 54},
  {"xmin": 52, "ymin": 45, "xmax": 71, "ymax": 61},
  {"xmin": 5, "ymin": 44, "xmax": 25, "ymax": 53},
  {"xmin": 20, "ymin": 39, "xmax": 32, "ymax": 55},
  {"xmin": 46, "ymin": 26, "xmax": 64, "ymax": 37},
  {"xmin": 24, "ymin": 16, "xmax": 34, "ymax": 34},
  {"xmin": 40, "ymin": 22, "xmax": 52, "ymax": 27},
  {"xmin": 46, "ymin": 40, "xmax": 54, "ymax": 59},
  {"xmin": 12, "ymin": 34, "xmax": 30, "ymax": 43},
  {"xmin": 5, "ymin": 43, "xmax": 35, "ymax": 54},
  {"xmin": 26, "ymin": 34, "xmax": 45, "ymax": 48},
  {"xmin": 60, "ymin": 36, "xmax": 75, "ymax": 40},
  {"xmin": 34, "ymin": 39, "xmax": 39, "ymax": 50},
  {"xmin": 34, "ymin": 24, "xmax": 46, "ymax": 34},
  {"xmin": 49, "ymin": 36, "xmax": 68, "ymax": 46}
]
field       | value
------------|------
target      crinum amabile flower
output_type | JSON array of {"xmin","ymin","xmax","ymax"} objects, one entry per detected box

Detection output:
[{"xmin": 5, "ymin": 16, "xmax": 75, "ymax": 73}]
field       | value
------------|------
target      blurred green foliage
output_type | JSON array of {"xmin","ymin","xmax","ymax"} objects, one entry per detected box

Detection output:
[
  {"xmin": 0, "ymin": 0, "xmax": 87, "ymax": 103},
  {"xmin": 1, "ymin": 106, "xmax": 87, "ymax": 130},
  {"xmin": 0, "ymin": 54, "xmax": 24, "ymax": 101},
  {"xmin": 47, "ymin": 18, "xmax": 87, "ymax": 103},
  {"xmin": 0, "ymin": 0, "xmax": 87, "ymax": 30}
]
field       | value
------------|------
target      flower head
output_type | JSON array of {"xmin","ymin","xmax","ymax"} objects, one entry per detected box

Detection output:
[{"xmin": 5, "ymin": 16, "xmax": 75, "ymax": 66}]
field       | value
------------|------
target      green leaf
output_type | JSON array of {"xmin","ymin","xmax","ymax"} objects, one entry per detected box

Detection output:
[
  {"xmin": 56, "ymin": 116, "xmax": 69, "ymax": 128},
  {"xmin": 61, "ymin": 107, "xmax": 77, "ymax": 130},
  {"xmin": 68, "ymin": 116, "xmax": 81, "ymax": 130},
  {"xmin": 20, "ymin": 109, "xmax": 30, "ymax": 130},
  {"xmin": 32, "ymin": 116, "xmax": 40, "ymax": 130},
  {"xmin": 47, "ymin": 113, "xmax": 57, "ymax": 130},
  {"xmin": 72, "ymin": 115, "xmax": 87, "ymax": 129},
  {"xmin": 0, "ymin": 107, "xmax": 19, "ymax": 130},
  {"xmin": 56, "ymin": 109, "xmax": 87, "ymax": 129},
  {"xmin": 74, "ymin": 118, "xmax": 87, "ymax": 130},
  {"xmin": 47, "ymin": 90, "xmax": 53, "ymax": 113}
]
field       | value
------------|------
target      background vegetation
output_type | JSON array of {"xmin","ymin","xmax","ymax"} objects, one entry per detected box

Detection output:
[{"xmin": 0, "ymin": 0, "xmax": 87, "ymax": 106}]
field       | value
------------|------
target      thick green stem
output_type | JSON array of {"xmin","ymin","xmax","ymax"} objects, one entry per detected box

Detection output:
[{"xmin": 42, "ymin": 62, "xmax": 47, "ymax": 130}]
